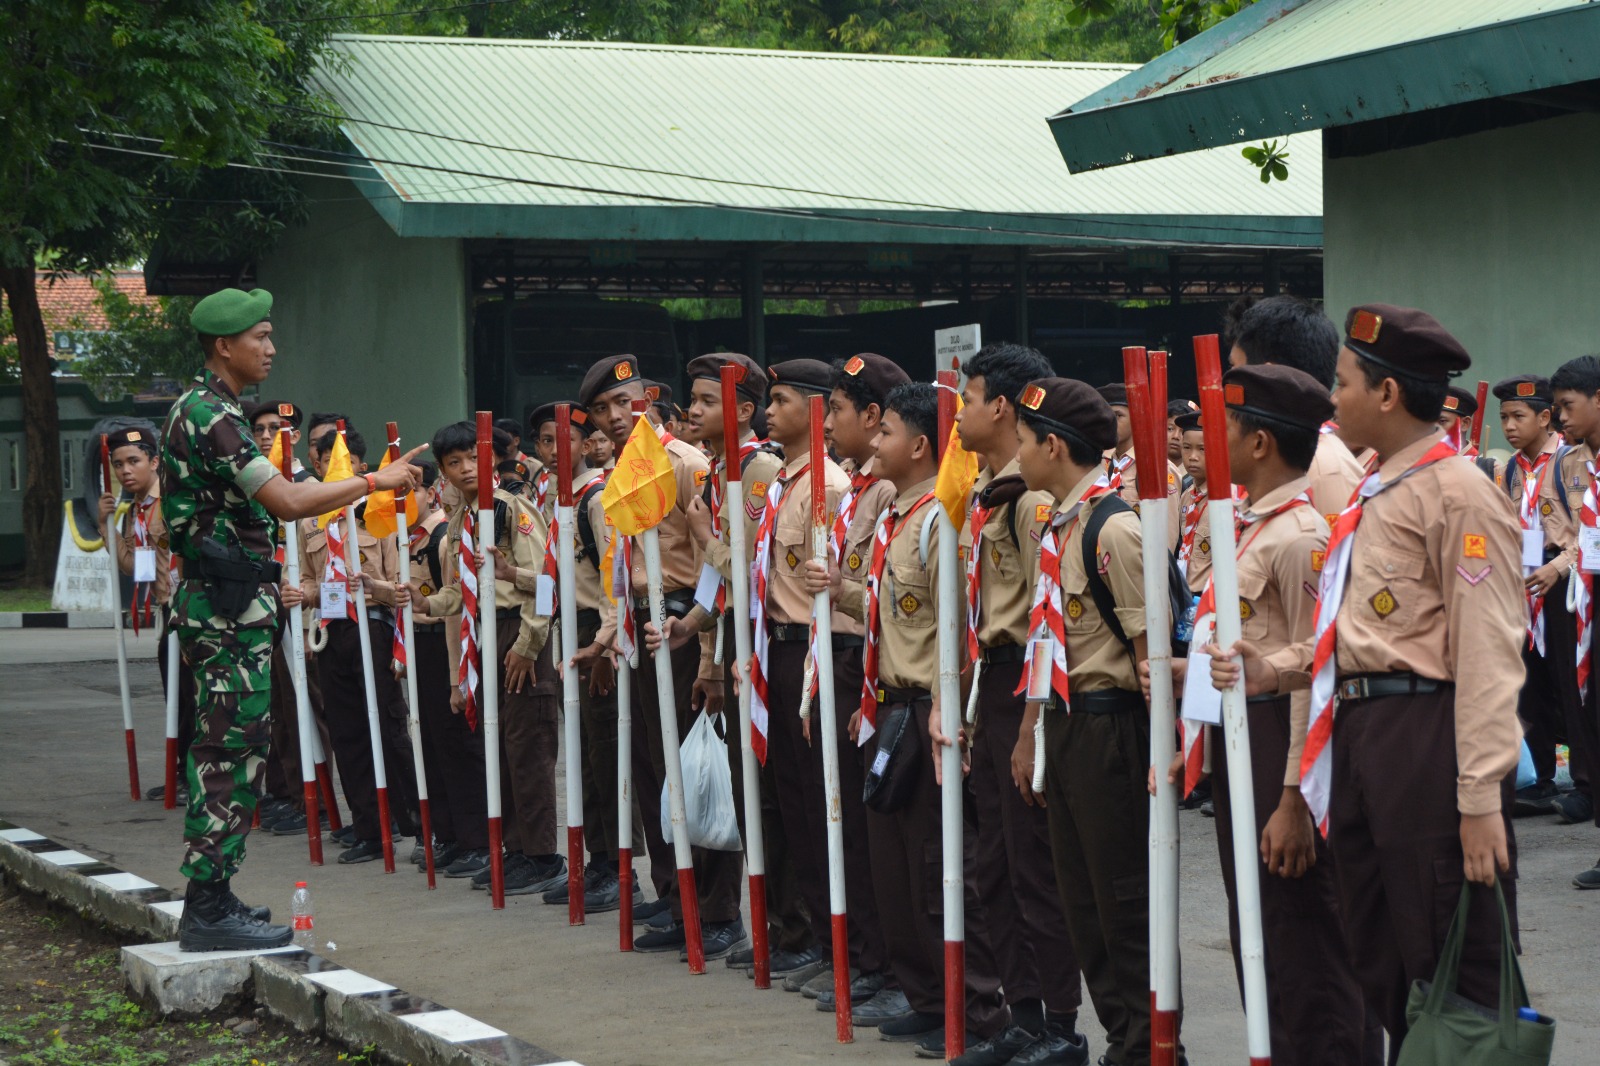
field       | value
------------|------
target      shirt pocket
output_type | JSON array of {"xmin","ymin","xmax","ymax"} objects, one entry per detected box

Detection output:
[
  {"xmin": 774, "ymin": 520, "xmax": 808, "ymax": 575},
  {"xmin": 1060, "ymin": 570, "xmax": 1098, "ymax": 637},
  {"xmin": 1354, "ymin": 542, "xmax": 1426, "ymax": 631},
  {"xmin": 888, "ymin": 557, "xmax": 935, "ymax": 630},
  {"xmin": 1237, "ymin": 565, "xmax": 1271, "ymax": 642}
]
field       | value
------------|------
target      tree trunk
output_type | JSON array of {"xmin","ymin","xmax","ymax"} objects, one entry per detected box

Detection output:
[{"xmin": 0, "ymin": 266, "xmax": 62, "ymax": 587}]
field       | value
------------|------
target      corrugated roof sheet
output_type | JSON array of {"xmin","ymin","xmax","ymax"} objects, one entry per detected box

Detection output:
[
  {"xmin": 308, "ymin": 35, "xmax": 1321, "ymax": 248},
  {"xmin": 1051, "ymin": 0, "xmax": 1600, "ymax": 171}
]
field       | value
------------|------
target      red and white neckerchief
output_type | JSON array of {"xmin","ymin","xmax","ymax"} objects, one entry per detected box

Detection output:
[
  {"xmin": 1300, "ymin": 436, "xmax": 1461, "ymax": 833},
  {"xmin": 1106, "ymin": 451, "xmax": 1135, "ymax": 495},
  {"xmin": 457, "ymin": 507, "xmax": 482, "ymax": 731},
  {"xmin": 533, "ymin": 469, "xmax": 551, "ymax": 515},
  {"xmin": 129, "ymin": 498, "xmax": 158, "ymax": 635},
  {"xmin": 1180, "ymin": 491, "xmax": 1311, "ymax": 797},
  {"xmin": 612, "ymin": 529, "xmax": 637, "ymax": 665},
  {"xmin": 1179, "ymin": 489, "xmax": 1208, "ymax": 571},
  {"xmin": 391, "ymin": 522, "xmax": 431, "ymax": 677},
  {"xmin": 749, "ymin": 462, "xmax": 809, "ymax": 764},
  {"xmin": 1320, "ymin": 420, "xmax": 1339, "ymax": 436},
  {"xmin": 1577, "ymin": 461, "xmax": 1599, "ymax": 700},
  {"xmin": 965, "ymin": 494, "xmax": 995, "ymax": 666},
  {"xmin": 830, "ymin": 468, "xmax": 877, "ymax": 565},
  {"xmin": 321, "ymin": 515, "xmax": 359, "ymax": 626},
  {"xmin": 1016, "ymin": 474, "xmax": 1113, "ymax": 707},
  {"xmin": 858, "ymin": 490, "xmax": 936, "ymax": 746},
  {"xmin": 1516, "ymin": 449, "xmax": 1554, "ymax": 655}
]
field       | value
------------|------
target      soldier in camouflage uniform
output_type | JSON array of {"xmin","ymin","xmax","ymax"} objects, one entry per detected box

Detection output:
[{"xmin": 163, "ymin": 288, "xmax": 423, "ymax": 951}]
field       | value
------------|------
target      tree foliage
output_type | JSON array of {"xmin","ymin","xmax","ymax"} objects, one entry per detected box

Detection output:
[{"xmin": 1061, "ymin": 0, "xmax": 1255, "ymax": 51}]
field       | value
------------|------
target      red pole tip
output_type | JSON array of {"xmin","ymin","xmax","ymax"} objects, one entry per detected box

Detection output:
[
  {"xmin": 278, "ymin": 429, "xmax": 294, "ymax": 478},
  {"xmin": 936, "ymin": 370, "xmax": 957, "ymax": 461},
  {"xmin": 809, "ymin": 395, "xmax": 827, "ymax": 524},
  {"xmin": 556, "ymin": 404, "xmax": 574, "ymax": 505},
  {"xmin": 720, "ymin": 364, "xmax": 741, "ymax": 462},
  {"xmin": 1121, "ymin": 346, "xmax": 1149, "ymax": 388},
  {"xmin": 1194, "ymin": 337, "xmax": 1232, "ymax": 492},
  {"xmin": 336, "ymin": 418, "xmax": 347, "ymax": 434},
  {"xmin": 101, "ymin": 435, "xmax": 113, "ymax": 494},
  {"xmin": 1148, "ymin": 350, "xmax": 1170, "ymax": 466}
]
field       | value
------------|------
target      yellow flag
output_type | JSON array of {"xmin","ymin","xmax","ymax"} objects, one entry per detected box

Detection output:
[
  {"xmin": 315, "ymin": 432, "xmax": 355, "ymax": 531},
  {"xmin": 934, "ymin": 397, "xmax": 979, "ymax": 534},
  {"xmin": 363, "ymin": 448, "xmax": 417, "ymax": 541},
  {"xmin": 266, "ymin": 432, "xmax": 285, "ymax": 477},
  {"xmin": 600, "ymin": 419, "xmax": 676, "ymax": 535}
]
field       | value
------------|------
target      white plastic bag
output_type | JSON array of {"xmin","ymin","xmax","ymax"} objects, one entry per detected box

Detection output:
[{"xmin": 661, "ymin": 711, "xmax": 742, "ymax": 851}]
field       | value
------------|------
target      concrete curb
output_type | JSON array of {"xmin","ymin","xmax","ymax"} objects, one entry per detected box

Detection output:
[
  {"xmin": 0, "ymin": 818, "xmax": 584, "ymax": 1066},
  {"xmin": 0, "ymin": 611, "xmax": 115, "ymax": 629}
]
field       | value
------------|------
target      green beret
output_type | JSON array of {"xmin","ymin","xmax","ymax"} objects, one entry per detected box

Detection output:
[{"xmin": 191, "ymin": 288, "xmax": 272, "ymax": 336}]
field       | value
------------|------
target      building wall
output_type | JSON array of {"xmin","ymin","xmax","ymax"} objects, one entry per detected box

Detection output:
[
  {"xmin": 1324, "ymin": 112, "xmax": 1600, "ymax": 448},
  {"xmin": 254, "ymin": 179, "xmax": 469, "ymax": 456}
]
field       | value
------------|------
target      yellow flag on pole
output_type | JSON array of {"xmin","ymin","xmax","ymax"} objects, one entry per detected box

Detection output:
[
  {"xmin": 934, "ymin": 398, "xmax": 979, "ymax": 534},
  {"xmin": 363, "ymin": 448, "xmax": 416, "ymax": 541},
  {"xmin": 266, "ymin": 432, "xmax": 285, "ymax": 476},
  {"xmin": 601, "ymin": 419, "xmax": 676, "ymax": 535},
  {"xmin": 315, "ymin": 433, "xmax": 355, "ymax": 531}
]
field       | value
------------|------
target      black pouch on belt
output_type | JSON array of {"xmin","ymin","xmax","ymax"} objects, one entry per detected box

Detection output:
[
  {"xmin": 862, "ymin": 703, "xmax": 922, "ymax": 814},
  {"xmin": 198, "ymin": 539, "xmax": 264, "ymax": 622}
]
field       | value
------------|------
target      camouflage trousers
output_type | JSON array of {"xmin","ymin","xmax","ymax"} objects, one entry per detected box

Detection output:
[{"xmin": 174, "ymin": 582, "xmax": 277, "ymax": 883}]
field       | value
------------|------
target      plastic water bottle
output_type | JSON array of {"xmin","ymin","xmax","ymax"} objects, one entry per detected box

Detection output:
[{"xmin": 291, "ymin": 881, "xmax": 315, "ymax": 949}]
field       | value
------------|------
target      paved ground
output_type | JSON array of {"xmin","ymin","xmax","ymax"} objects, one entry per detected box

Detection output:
[{"xmin": 2, "ymin": 629, "xmax": 1598, "ymax": 1065}]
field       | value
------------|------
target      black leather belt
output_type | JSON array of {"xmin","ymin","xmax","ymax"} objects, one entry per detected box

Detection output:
[
  {"xmin": 980, "ymin": 643, "xmax": 1026, "ymax": 665},
  {"xmin": 1336, "ymin": 673, "xmax": 1445, "ymax": 702},
  {"xmin": 633, "ymin": 590, "xmax": 694, "ymax": 618},
  {"xmin": 496, "ymin": 607, "xmax": 521, "ymax": 622},
  {"xmin": 880, "ymin": 686, "xmax": 931, "ymax": 706},
  {"xmin": 576, "ymin": 608, "xmax": 601, "ymax": 630},
  {"xmin": 769, "ymin": 623, "xmax": 810, "ymax": 643},
  {"xmin": 1058, "ymin": 688, "xmax": 1143, "ymax": 715}
]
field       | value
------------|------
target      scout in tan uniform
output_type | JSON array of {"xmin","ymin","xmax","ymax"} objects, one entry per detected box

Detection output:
[
  {"xmin": 299, "ymin": 426, "xmax": 421, "ymax": 864},
  {"xmin": 1175, "ymin": 411, "xmax": 1213, "ymax": 595},
  {"xmin": 98, "ymin": 426, "xmax": 198, "ymax": 804},
  {"xmin": 404, "ymin": 421, "xmax": 565, "ymax": 896},
  {"xmin": 1487, "ymin": 376, "xmax": 1578, "ymax": 817},
  {"xmin": 944, "ymin": 343, "xmax": 1087, "ymax": 1066},
  {"xmin": 1014, "ymin": 378, "xmax": 1157, "ymax": 1066},
  {"xmin": 1225, "ymin": 295, "xmax": 1366, "ymax": 519},
  {"xmin": 1097, "ymin": 382, "xmax": 1182, "ymax": 550},
  {"xmin": 1166, "ymin": 398, "xmax": 1198, "ymax": 467},
  {"xmin": 1437, "ymin": 386, "xmax": 1478, "ymax": 455},
  {"xmin": 1163, "ymin": 365, "xmax": 1365, "ymax": 1066},
  {"xmin": 807, "ymin": 382, "xmax": 1007, "ymax": 1056},
  {"xmin": 1215, "ymin": 305, "xmax": 1524, "ymax": 1052},
  {"xmin": 582, "ymin": 354, "xmax": 747, "ymax": 961}
]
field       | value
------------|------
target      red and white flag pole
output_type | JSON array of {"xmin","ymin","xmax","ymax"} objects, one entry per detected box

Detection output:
[
  {"xmin": 615, "ymin": 519, "xmax": 636, "ymax": 950},
  {"xmin": 556, "ymin": 404, "xmax": 586, "ymax": 924},
  {"xmin": 808, "ymin": 395, "xmax": 853, "ymax": 1041},
  {"xmin": 102, "ymin": 435, "xmax": 141, "ymax": 801},
  {"xmin": 388, "ymin": 423, "xmax": 436, "ymax": 888},
  {"xmin": 477, "ymin": 411, "xmax": 507, "ymax": 908},
  {"xmin": 1195, "ymin": 334, "xmax": 1271, "ymax": 1065},
  {"xmin": 278, "ymin": 431, "xmax": 324, "ymax": 864},
  {"xmin": 163, "ymin": 619, "xmax": 181, "ymax": 809},
  {"xmin": 339, "ymin": 422, "xmax": 395, "ymax": 874},
  {"xmin": 1471, "ymin": 379, "xmax": 1490, "ymax": 453},
  {"xmin": 934, "ymin": 369, "xmax": 965, "ymax": 1060},
  {"xmin": 722, "ymin": 366, "xmax": 771, "ymax": 987}
]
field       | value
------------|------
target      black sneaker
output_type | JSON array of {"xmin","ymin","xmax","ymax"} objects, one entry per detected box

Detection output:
[
  {"xmin": 584, "ymin": 868, "xmax": 639, "ymax": 914},
  {"xmin": 633, "ymin": 896, "xmax": 670, "ymax": 925},
  {"xmin": 725, "ymin": 946, "xmax": 757, "ymax": 971},
  {"xmin": 950, "ymin": 1024, "xmax": 1042, "ymax": 1066},
  {"xmin": 1514, "ymin": 782, "xmax": 1561, "ymax": 817},
  {"xmin": 878, "ymin": 1009, "xmax": 941, "ymax": 1042},
  {"xmin": 817, "ymin": 970, "xmax": 885, "ymax": 1009},
  {"xmin": 477, "ymin": 852, "xmax": 527, "ymax": 890},
  {"xmin": 443, "ymin": 848, "xmax": 491, "ymax": 879},
  {"xmin": 1553, "ymin": 791, "xmax": 1594, "ymax": 824},
  {"xmin": 429, "ymin": 841, "xmax": 463, "ymax": 871},
  {"xmin": 177, "ymin": 880, "xmax": 291, "ymax": 953},
  {"xmin": 1011, "ymin": 1023, "xmax": 1090, "ymax": 1066},
  {"xmin": 634, "ymin": 921, "xmax": 686, "ymax": 954},
  {"xmin": 506, "ymin": 855, "xmax": 568, "ymax": 897},
  {"xmin": 914, "ymin": 1029, "xmax": 946, "ymax": 1059},
  {"xmin": 783, "ymin": 957, "xmax": 832, "ymax": 992},
  {"xmin": 1573, "ymin": 859, "xmax": 1600, "ymax": 889},
  {"xmin": 269, "ymin": 811, "xmax": 308, "ymax": 836},
  {"xmin": 329, "ymin": 825, "xmax": 356, "ymax": 845},
  {"xmin": 803, "ymin": 966, "xmax": 841, "ymax": 1000},
  {"xmin": 852, "ymin": 987, "xmax": 912, "ymax": 1028},
  {"xmin": 1199, "ymin": 799, "xmax": 1215, "ymax": 818},
  {"xmin": 338, "ymin": 839, "xmax": 385, "ymax": 865},
  {"xmin": 771, "ymin": 944, "xmax": 827, "ymax": 978},
  {"xmin": 682, "ymin": 919, "xmax": 748, "ymax": 962}
]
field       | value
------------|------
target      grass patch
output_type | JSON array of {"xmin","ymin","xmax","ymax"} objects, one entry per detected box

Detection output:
[{"xmin": 0, "ymin": 585, "xmax": 55, "ymax": 612}]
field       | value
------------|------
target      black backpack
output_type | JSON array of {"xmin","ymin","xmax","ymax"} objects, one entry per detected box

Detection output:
[{"xmin": 1080, "ymin": 496, "xmax": 1193, "ymax": 659}]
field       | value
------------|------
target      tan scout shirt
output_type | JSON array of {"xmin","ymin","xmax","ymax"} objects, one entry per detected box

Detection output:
[
  {"xmin": 1309, "ymin": 432, "xmax": 1366, "ymax": 526},
  {"xmin": 691, "ymin": 445, "xmax": 785, "ymax": 632},
  {"xmin": 510, "ymin": 468, "xmax": 608, "ymax": 615},
  {"xmin": 875, "ymin": 477, "xmax": 944, "ymax": 693},
  {"xmin": 965, "ymin": 459, "xmax": 1050, "ymax": 652},
  {"xmin": 1538, "ymin": 440, "xmax": 1589, "ymax": 573},
  {"xmin": 300, "ymin": 513, "xmax": 400, "ymax": 612},
  {"xmin": 406, "ymin": 508, "xmax": 448, "ymax": 632},
  {"xmin": 111, "ymin": 491, "xmax": 174, "ymax": 605},
  {"xmin": 619, "ymin": 434, "xmax": 710, "ymax": 598},
  {"xmin": 425, "ymin": 486, "xmax": 550, "ymax": 661},
  {"xmin": 1263, "ymin": 436, "xmax": 1525, "ymax": 816},
  {"xmin": 1231, "ymin": 477, "xmax": 1327, "ymax": 787},
  {"xmin": 1183, "ymin": 489, "xmax": 1216, "ymax": 596},
  {"xmin": 1056, "ymin": 468, "xmax": 1146, "ymax": 694},
  {"xmin": 1110, "ymin": 448, "xmax": 1182, "ymax": 550},
  {"xmin": 837, "ymin": 465, "xmax": 897, "ymax": 625},
  {"xmin": 767, "ymin": 455, "xmax": 852, "ymax": 629}
]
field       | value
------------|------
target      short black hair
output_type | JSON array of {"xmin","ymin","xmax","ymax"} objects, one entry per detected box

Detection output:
[
  {"xmin": 885, "ymin": 382, "xmax": 938, "ymax": 448},
  {"xmin": 1219, "ymin": 296, "xmax": 1257, "ymax": 355},
  {"xmin": 494, "ymin": 418, "xmax": 521, "ymax": 440},
  {"xmin": 430, "ymin": 421, "xmax": 478, "ymax": 462},
  {"xmin": 1018, "ymin": 414, "xmax": 1102, "ymax": 468},
  {"xmin": 491, "ymin": 427, "xmax": 514, "ymax": 461},
  {"xmin": 314, "ymin": 427, "xmax": 367, "ymax": 461},
  {"xmin": 416, "ymin": 459, "xmax": 439, "ymax": 489},
  {"xmin": 1352, "ymin": 353, "xmax": 1447, "ymax": 424},
  {"xmin": 829, "ymin": 358, "xmax": 882, "ymax": 415},
  {"xmin": 963, "ymin": 342, "xmax": 1053, "ymax": 407},
  {"xmin": 1551, "ymin": 356, "xmax": 1600, "ymax": 398},
  {"xmin": 309, "ymin": 412, "xmax": 353, "ymax": 435},
  {"xmin": 1232, "ymin": 296, "xmax": 1339, "ymax": 389},
  {"xmin": 1228, "ymin": 410, "xmax": 1317, "ymax": 473}
]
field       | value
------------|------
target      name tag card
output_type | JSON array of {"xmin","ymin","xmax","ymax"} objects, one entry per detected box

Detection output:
[
  {"xmin": 535, "ymin": 574, "xmax": 555, "ymax": 617},
  {"xmin": 1581, "ymin": 526, "xmax": 1600, "ymax": 573},
  {"xmin": 1025, "ymin": 637, "xmax": 1054, "ymax": 702},
  {"xmin": 694, "ymin": 563, "xmax": 722, "ymax": 615},
  {"xmin": 133, "ymin": 548, "xmax": 158, "ymax": 583},
  {"xmin": 320, "ymin": 581, "xmax": 348, "ymax": 620},
  {"xmin": 1522, "ymin": 528, "xmax": 1545, "ymax": 570},
  {"xmin": 1181, "ymin": 614, "xmax": 1224, "ymax": 726}
]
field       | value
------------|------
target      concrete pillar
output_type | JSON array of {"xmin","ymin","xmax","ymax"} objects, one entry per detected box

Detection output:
[{"xmin": 742, "ymin": 252, "xmax": 765, "ymax": 365}]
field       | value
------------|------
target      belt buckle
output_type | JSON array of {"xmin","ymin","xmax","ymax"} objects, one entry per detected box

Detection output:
[{"xmin": 1338, "ymin": 678, "xmax": 1367, "ymax": 701}]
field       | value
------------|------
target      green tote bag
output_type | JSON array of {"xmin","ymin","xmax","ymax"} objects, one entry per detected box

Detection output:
[{"xmin": 1396, "ymin": 879, "xmax": 1554, "ymax": 1066}]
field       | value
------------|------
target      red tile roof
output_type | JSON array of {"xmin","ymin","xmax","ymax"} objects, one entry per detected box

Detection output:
[{"xmin": 16, "ymin": 270, "xmax": 156, "ymax": 361}]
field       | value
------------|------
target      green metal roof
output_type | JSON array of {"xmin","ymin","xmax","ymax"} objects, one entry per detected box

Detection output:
[
  {"xmin": 1050, "ymin": 0, "xmax": 1600, "ymax": 172},
  {"xmin": 308, "ymin": 35, "xmax": 1321, "ymax": 250}
]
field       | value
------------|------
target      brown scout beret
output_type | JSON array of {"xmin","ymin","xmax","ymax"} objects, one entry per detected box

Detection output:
[
  {"xmin": 1441, "ymin": 385, "xmax": 1478, "ymax": 418},
  {"xmin": 579, "ymin": 355, "xmax": 643, "ymax": 407},
  {"xmin": 1017, "ymin": 377, "xmax": 1118, "ymax": 452},
  {"xmin": 1222, "ymin": 364, "xmax": 1333, "ymax": 432},
  {"xmin": 1342, "ymin": 304, "xmax": 1470, "ymax": 383},
  {"xmin": 1174, "ymin": 410, "xmax": 1202, "ymax": 433},
  {"xmin": 1168, "ymin": 398, "xmax": 1199, "ymax": 418},
  {"xmin": 1492, "ymin": 375, "xmax": 1552, "ymax": 409},
  {"xmin": 248, "ymin": 400, "xmax": 303, "ymax": 428},
  {"xmin": 105, "ymin": 426, "xmax": 158, "ymax": 456},
  {"xmin": 768, "ymin": 358, "xmax": 833, "ymax": 395},
  {"xmin": 528, "ymin": 402, "xmax": 589, "ymax": 435},
  {"xmin": 687, "ymin": 353, "xmax": 767, "ymax": 402},
  {"xmin": 833, "ymin": 353, "xmax": 909, "ymax": 406},
  {"xmin": 1097, "ymin": 382, "xmax": 1129, "ymax": 407}
]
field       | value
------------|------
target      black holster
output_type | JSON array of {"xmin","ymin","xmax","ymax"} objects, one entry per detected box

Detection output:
[{"xmin": 198, "ymin": 539, "xmax": 280, "ymax": 622}]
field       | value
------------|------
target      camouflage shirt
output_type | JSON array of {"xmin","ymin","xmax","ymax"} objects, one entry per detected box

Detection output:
[{"xmin": 160, "ymin": 369, "xmax": 280, "ymax": 566}]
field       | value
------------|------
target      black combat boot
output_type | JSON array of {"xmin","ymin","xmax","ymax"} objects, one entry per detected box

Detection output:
[
  {"xmin": 221, "ymin": 879, "xmax": 272, "ymax": 923},
  {"xmin": 177, "ymin": 878, "xmax": 291, "ymax": 952}
]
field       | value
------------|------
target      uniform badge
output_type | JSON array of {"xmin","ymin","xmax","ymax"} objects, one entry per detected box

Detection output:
[
  {"xmin": 693, "ymin": 469, "xmax": 707, "ymax": 487},
  {"xmin": 1035, "ymin": 504, "xmax": 1052, "ymax": 524},
  {"xmin": 1311, "ymin": 549, "xmax": 1325, "ymax": 572},
  {"xmin": 359, "ymin": 551, "xmax": 368, "ymax": 564},
  {"xmin": 1065, "ymin": 596, "xmax": 1084, "ymax": 620},
  {"xmin": 844, "ymin": 355, "xmax": 866, "ymax": 376},
  {"xmin": 126, "ymin": 430, "xmax": 143, "ymax": 442},
  {"xmin": 1541, "ymin": 500, "xmax": 1554, "ymax": 516},
  {"xmin": 517, "ymin": 512, "xmax": 535, "ymax": 536},
  {"xmin": 1456, "ymin": 563, "xmax": 1494, "ymax": 586},
  {"xmin": 1324, "ymin": 513, "xmax": 1338, "ymax": 530},
  {"xmin": 1370, "ymin": 587, "xmax": 1398, "ymax": 618},
  {"xmin": 1349, "ymin": 309, "xmax": 1383, "ymax": 344},
  {"xmin": 990, "ymin": 546, "xmax": 1001, "ymax": 566},
  {"xmin": 420, "ymin": 583, "xmax": 434, "ymax": 596},
  {"xmin": 750, "ymin": 481, "xmax": 768, "ymax": 499},
  {"xmin": 1463, "ymin": 534, "xmax": 1487, "ymax": 559},
  {"xmin": 1224, "ymin": 383, "xmax": 1245, "ymax": 405},
  {"xmin": 785, "ymin": 548, "xmax": 800, "ymax": 570},
  {"xmin": 1167, "ymin": 470, "xmax": 1177, "ymax": 488},
  {"xmin": 847, "ymin": 551, "xmax": 863, "ymax": 572},
  {"xmin": 1198, "ymin": 537, "xmax": 1210, "ymax": 555},
  {"xmin": 1442, "ymin": 395, "xmax": 1459, "ymax": 412},
  {"xmin": 1239, "ymin": 601, "xmax": 1254, "ymax": 621},
  {"xmin": 278, "ymin": 403, "xmax": 295, "ymax": 418},
  {"xmin": 898, "ymin": 593, "xmax": 920, "ymax": 616},
  {"xmin": 1516, "ymin": 381, "xmax": 1536, "ymax": 397},
  {"xmin": 1020, "ymin": 384, "xmax": 1046, "ymax": 411},
  {"xmin": 614, "ymin": 361, "xmax": 634, "ymax": 381}
]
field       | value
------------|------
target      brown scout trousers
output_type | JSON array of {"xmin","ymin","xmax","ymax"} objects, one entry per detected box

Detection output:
[
  {"xmin": 632, "ymin": 607, "xmax": 743, "ymax": 924},
  {"xmin": 417, "ymin": 622, "xmax": 489, "ymax": 850},
  {"xmin": 865, "ymin": 694, "xmax": 1007, "ymax": 1037},
  {"xmin": 767, "ymin": 638, "xmax": 886, "ymax": 973},
  {"xmin": 576, "ymin": 613, "xmax": 621, "ymax": 867},
  {"xmin": 970, "ymin": 659, "xmax": 1083, "ymax": 1016},
  {"xmin": 1211, "ymin": 695, "xmax": 1365, "ymax": 1066},
  {"xmin": 1327, "ymin": 686, "xmax": 1518, "ymax": 1063},
  {"xmin": 494, "ymin": 614, "xmax": 558, "ymax": 857},
  {"xmin": 316, "ymin": 619, "xmax": 420, "ymax": 843},
  {"xmin": 1043, "ymin": 695, "xmax": 1163, "ymax": 1066},
  {"xmin": 1521, "ymin": 577, "xmax": 1590, "ymax": 800},
  {"xmin": 265, "ymin": 639, "xmax": 335, "ymax": 812},
  {"xmin": 722, "ymin": 614, "xmax": 813, "ymax": 952}
]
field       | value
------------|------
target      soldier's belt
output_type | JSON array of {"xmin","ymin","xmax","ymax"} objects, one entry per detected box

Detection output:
[
  {"xmin": 1335, "ymin": 672, "xmax": 1445, "ymax": 702},
  {"xmin": 979, "ymin": 642, "xmax": 1026, "ymax": 665}
]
